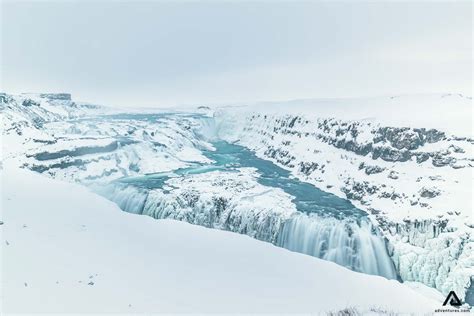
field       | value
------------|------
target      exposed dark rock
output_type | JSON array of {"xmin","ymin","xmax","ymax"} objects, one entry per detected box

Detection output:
[
  {"xmin": 264, "ymin": 147, "xmax": 296, "ymax": 168},
  {"xmin": 359, "ymin": 162, "xmax": 385, "ymax": 175},
  {"xmin": 419, "ymin": 187, "xmax": 441, "ymax": 198},
  {"xmin": 22, "ymin": 99, "xmax": 40, "ymax": 107},
  {"xmin": 415, "ymin": 153, "xmax": 430, "ymax": 163},
  {"xmin": 432, "ymin": 153, "xmax": 456, "ymax": 167},
  {"xmin": 288, "ymin": 116, "xmax": 298, "ymax": 128},
  {"xmin": 299, "ymin": 162, "xmax": 319, "ymax": 175},
  {"xmin": 449, "ymin": 145, "xmax": 465, "ymax": 153},
  {"xmin": 341, "ymin": 180, "xmax": 379, "ymax": 201},
  {"xmin": 365, "ymin": 165, "xmax": 385, "ymax": 175},
  {"xmin": 372, "ymin": 147, "xmax": 411, "ymax": 162},
  {"xmin": 32, "ymin": 117, "xmax": 45, "ymax": 129},
  {"xmin": 263, "ymin": 116, "xmax": 465, "ymax": 169},
  {"xmin": 388, "ymin": 171, "xmax": 399, "ymax": 179},
  {"xmin": 415, "ymin": 128, "xmax": 446, "ymax": 143},
  {"xmin": 33, "ymin": 139, "xmax": 56, "ymax": 144},
  {"xmin": 39, "ymin": 93, "xmax": 72, "ymax": 101}
]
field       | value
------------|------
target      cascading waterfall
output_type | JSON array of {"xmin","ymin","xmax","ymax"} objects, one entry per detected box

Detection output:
[
  {"xmin": 92, "ymin": 183, "xmax": 148, "ymax": 214},
  {"xmin": 141, "ymin": 189, "xmax": 286, "ymax": 243},
  {"xmin": 88, "ymin": 116, "xmax": 397, "ymax": 280},
  {"xmin": 196, "ymin": 116, "xmax": 218, "ymax": 140},
  {"xmin": 94, "ymin": 182, "xmax": 397, "ymax": 280},
  {"xmin": 277, "ymin": 214, "xmax": 397, "ymax": 279}
]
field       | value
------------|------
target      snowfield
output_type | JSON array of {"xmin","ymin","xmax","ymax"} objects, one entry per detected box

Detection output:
[
  {"xmin": 1, "ymin": 164, "xmax": 441, "ymax": 314},
  {"xmin": 1, "ymin": 92, "xmax": 473, "ymax": 312}
]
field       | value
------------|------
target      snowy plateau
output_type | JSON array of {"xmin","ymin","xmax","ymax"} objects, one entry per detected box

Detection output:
[{"xmin": 1, "ymin": 92, "xmax": 473, "ymax": 313}]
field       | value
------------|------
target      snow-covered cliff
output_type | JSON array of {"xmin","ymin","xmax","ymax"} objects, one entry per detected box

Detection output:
[
  {"xmin": 214, "ymin": 94, "xmax": 474, "ymax": 302},
  {"xmin": 1, "ymin": 93, "xmax": 211, "ymax": 181},
  {"xmin": 1, "ymin": 93, "xmax": 105, "ymax": 159},
  {"xmin": 2, "ymin": 92, "xmax": 472, "ymax": 306}
]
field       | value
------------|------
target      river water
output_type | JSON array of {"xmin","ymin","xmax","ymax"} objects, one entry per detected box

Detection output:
[{"xmin": 93, "ymin": 114, "xmax": 398, "ymax": 279}]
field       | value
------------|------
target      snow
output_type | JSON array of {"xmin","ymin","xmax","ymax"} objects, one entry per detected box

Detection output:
[
  {"xmin": 2, "ymin": 96, "xmax": 212, "ymax": 183},
  {"xmin": 2, "ymin": 91, "xmax": 472, "ymax": 311},
  {"xmin": 213, "ymin": 93, "xmax": 474, "ymax": 301},
  {"xmin": 237, "ymin": 93, "xmax": 473, "ymax": 136},
  {"xmin": 33, "ymin": 138, "xmax": 117, "ymax": 154},
  {"xmin": 215, "ymin": 108, "xmax": 473, "ymax": 222},
  {"xmin": 0, "ymin": 164, "xmax": 440, "ymax": 313}
]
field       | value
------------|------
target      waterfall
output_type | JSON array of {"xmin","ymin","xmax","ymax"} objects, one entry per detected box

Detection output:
[
  {"xmin": 94, "ymin": 182, "xmax": 397, "ymax": 279},
  {"xmin": 141, "ymin": 189, "xmax": 286, "ymax": 243},
  {"xmin": 277, "ymin": 214, "xmax": 397, "ymax": 279},
  {"xmin": 195, "ymin": 116, "xmax": 218, "ymax": 141},
  {"xmin": 92, "ymin": 183, "xmax": 148, "ymax": 214}
]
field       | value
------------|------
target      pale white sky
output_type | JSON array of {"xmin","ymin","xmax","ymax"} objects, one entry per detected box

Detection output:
[{"xmin": 1, "ymin": 1, "xmax": 472, "ymax": 107}]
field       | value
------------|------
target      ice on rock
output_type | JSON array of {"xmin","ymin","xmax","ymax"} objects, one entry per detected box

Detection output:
[
  {"xmin": 95, "ymin": 168, "xmax": 397, "ymax": 279},
  {"xmin": 212, "ymin": 96, "xmax": 474, "ymax": 302}
]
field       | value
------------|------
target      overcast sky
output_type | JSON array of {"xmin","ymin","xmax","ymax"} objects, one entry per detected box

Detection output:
[{"xmin": 1, "ymin": 1, "xmax": 472, "ymax": 107}]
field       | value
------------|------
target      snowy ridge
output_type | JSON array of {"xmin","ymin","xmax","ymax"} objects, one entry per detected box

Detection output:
[{"xmin": 213, "ymin": 94, "xmax": 474, "ymax": 302}]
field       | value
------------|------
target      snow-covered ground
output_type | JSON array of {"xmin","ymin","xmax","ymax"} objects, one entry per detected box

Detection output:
[
  {"xmin": 1, "ymin": 92, "xmax": 472, "ymax": 311},
  {"xmin": 0, "ymin": 164, "xmax": 441, "ymax": 313}
]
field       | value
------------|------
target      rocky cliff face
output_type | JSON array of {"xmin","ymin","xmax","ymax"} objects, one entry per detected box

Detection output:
[
  {"xmin": 1, "ymin": 93, "xmax": 212, "ymax": 182},
  {"xmin": 385, "ymin": 218, "xmax": 473, "ymax": 301},
  {"xmin": 1, "ymin": 93, "xmax": 105, "ymax": 160},
  {"xmin": 215, "ymin": 108, "xmax": 473, "ymax": 303},
  {"xmin": 38, "ymin": 93, "xmax": 72, "ymax": 100}
]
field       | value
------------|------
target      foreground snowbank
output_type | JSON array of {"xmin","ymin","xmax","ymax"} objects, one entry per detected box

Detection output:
[{"xmin": 1, "ymin": 165, "xmax": 439, "ymax": 313}]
